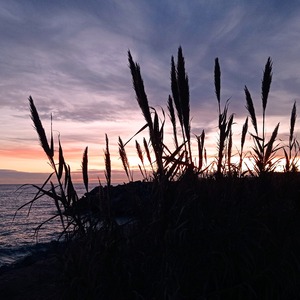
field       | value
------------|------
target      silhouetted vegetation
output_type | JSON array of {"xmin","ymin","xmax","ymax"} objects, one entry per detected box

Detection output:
[{"xmin": 19, "ymin": 48, "xmax": 300, "ymax": 299}]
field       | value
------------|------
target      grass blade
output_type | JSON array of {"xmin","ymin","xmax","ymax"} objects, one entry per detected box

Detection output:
[
  {"xmin": 167, "ymin": 95, "xmax": 179, "ymax": 149},
  {"xmin": 240, "ymin": 117, "xmax": 248, "ymax": 172},
  {"xmin": 14, "ymin": 174, "xmax": 54, "ymax": 220},
  {"xmin": 124, "ymin": 123, "xmax": 149, "ymax": 147},
  {"xmin": 51, "ymin": 181, "xmax": 65, "ymax": 230},
  {"xmin": 264, "ymin": 122, "xmax": 280, "ymax": 163},
  {"xmin": 284, "ymin": 148, "xmax": 290, "ymax": 172}
]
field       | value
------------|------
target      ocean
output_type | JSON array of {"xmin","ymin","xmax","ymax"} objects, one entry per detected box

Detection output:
[{"xmin": 0, "ymin": 183, "xmax": 100, "ymax": 267}]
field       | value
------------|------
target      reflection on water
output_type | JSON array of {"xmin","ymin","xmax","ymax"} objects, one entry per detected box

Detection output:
[{"xmin": 0, "ymin": 183, "xmax": 100, "ymax": 266}]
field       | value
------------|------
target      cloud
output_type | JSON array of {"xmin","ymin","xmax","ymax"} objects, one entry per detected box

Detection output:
[{"xmin": 1, "ymin": 0, "xmax": 300, "ymax": 178}]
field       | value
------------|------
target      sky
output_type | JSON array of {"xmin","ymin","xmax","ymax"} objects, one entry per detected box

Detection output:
[{"xmin": 1, "ymin": 0, "xmax": 300, "ymax": 184}]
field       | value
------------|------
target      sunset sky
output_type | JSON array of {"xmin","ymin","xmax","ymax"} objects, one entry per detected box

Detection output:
[{"xmin": 1, "ymin": 0, "xmax": 300, "ymax": 184}]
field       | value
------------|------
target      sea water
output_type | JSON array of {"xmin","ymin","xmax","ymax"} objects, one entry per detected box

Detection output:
[{"xmin": 0, "ymin": 183, "xmax": 99, "ymax": 267}]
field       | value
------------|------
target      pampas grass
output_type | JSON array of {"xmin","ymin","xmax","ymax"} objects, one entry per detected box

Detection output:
[
  {"xmin": 245, "ymin": 57, "xmax": 281, "ymax": 175},
  {"xmin": 18, "ymin": 48, "xmax": 300, "ymax": 300}
]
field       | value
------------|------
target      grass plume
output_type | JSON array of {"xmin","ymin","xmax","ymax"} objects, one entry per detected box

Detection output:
[
  {"xmin": 284, "ymin": 101, "xmax": 298, "ymax": 172},
  {"xmin": 239, "ymin": 117, "xmax": 249, "ymax": 173},
  {"xmin": 245, "ymin": 86, "xmax": 258, "ymax": 135},
  {"xmin": 82, "ymin": 147, "xmax": 88, "ymax": 193},
  {"xmin": 128, "ymin": 51, "xmax": 164, "ymax": 176},
  {"xmin": 29, "ymin": 96, "xmax": 53, "ymax": 163},
  {"xmin": 118, "ymin": 136, "xmax": 133, "ymax": 182},
  {"xmin": 214, "ymin": 58, "xmax": 221, "ymax": 114},
  {"xmin": 261, "ymin": 57, "xmax": 273, "ymax": 150}
]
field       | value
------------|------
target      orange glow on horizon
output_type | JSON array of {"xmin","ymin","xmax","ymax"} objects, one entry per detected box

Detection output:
[{"xmin": 1, "ymin": 110, "xmax": 299, "ymax": 184}]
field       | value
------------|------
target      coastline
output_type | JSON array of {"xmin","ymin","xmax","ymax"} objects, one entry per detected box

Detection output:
[{"xmin": 0, "ymin": 242, "xmax": 65, "ymax": 300}]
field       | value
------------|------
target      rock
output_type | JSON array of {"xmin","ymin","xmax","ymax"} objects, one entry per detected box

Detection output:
[{"xmin": 77, "ymin": 181, "xmax": 154, "ymax": 217}]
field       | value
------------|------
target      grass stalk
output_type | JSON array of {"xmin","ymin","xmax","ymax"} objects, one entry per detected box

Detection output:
[
  {"xmin": 104, "ymin": 134, "xmax": 111, "ymax": 187},
  {"xmin": 239, "ymin": 117, "xmax": 248, "ymax": 174},
  {"xmin": 284, "ymin": 101, "xmax": 298, "ymax": 172},
  {"xmin": 167, "ymin": 95, "xmax": 179, "ymax": 149}
]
